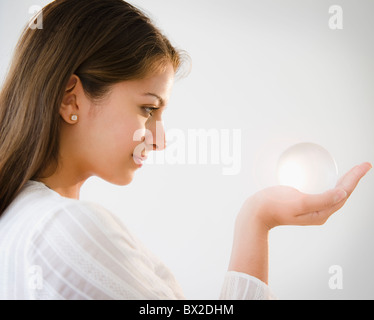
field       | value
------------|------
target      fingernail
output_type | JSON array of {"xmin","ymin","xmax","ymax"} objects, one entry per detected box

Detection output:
[{"xmin": 334, "ymin": 190, "xmax": 347, "ymax": 203}]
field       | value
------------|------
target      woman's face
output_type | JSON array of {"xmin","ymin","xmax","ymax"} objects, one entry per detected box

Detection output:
[{"xmin": 60, "ymin": 63, "xmax": 175, "ymax": 186}]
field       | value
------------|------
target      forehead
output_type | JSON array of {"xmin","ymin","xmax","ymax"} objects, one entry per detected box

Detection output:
[{"xmin": 117, "ymin": 64, "xmax": 175, "ymax": 101}]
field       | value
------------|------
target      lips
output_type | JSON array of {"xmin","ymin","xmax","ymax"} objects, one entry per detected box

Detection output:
[{"xmin": 132, "ymin": 154, "xmax": 148, "ymax": 166}]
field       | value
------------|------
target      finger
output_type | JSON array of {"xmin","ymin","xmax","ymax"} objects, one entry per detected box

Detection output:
[
  {"xmin": 296, "ymin": 162, "xmax": 372, "ymax": 226},
  {"xmin": 295, "ymin": 207, "xmax": 344, "ymax": 225},
  {"xmin": 295, "ymin": 190, "xmax": 347, "ymax": 225},
  {"xmin": 318, "ymin": 162, "xmax": 373, "ymax": 219},
  {"xmin": 336, "ymin": 162, "xmax": 372, "ymax": 197},
  {"xmin": 297, "ymin": 188, "xmax": 347, "ymax": 216}
]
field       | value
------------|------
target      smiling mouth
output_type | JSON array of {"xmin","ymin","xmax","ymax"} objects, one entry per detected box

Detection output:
[{"xmin": 132, "ymin": 154, "xmax": 148, "ymax": 166}]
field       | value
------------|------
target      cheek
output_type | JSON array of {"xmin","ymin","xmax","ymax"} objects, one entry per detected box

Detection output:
[
  {"xmin": 114, "ymin": 119, "xmax": 146, "ymax": 157},
  {"xmin": 87, "ymin": 109, "xmax": 146, "ymax": 163}
]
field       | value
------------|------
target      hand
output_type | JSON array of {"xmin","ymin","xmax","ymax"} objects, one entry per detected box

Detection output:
[
  {"xmin": 229, "ymin": 162, "xmax": 372, "ymax": 285},
  {"xmin": 248, "ymin": 162, "xmax": 372, "ymax": 230}
]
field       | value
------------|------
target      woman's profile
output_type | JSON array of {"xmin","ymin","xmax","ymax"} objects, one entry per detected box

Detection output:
[{"xmin": 0, "ymin": 0, "xmax": 371, "ymax": 300}]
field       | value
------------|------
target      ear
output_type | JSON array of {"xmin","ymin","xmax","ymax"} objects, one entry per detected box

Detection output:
[{"xmin": 60, "ymin": 75, "xmax": 80, "ymax": 124}]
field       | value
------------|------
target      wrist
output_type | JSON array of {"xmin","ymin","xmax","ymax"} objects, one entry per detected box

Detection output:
[
  {"xmin": 236, "ymin": 195, "xmax": 272, "ymax": 233},
  {"xmin": 229, "ymin": 197, "xmax": 270, "ymax": 284}
]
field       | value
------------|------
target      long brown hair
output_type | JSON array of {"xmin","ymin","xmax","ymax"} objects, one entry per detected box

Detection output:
[{"xmin": 0, "ymin": 0, "xmax": 186, "ymax": 216}]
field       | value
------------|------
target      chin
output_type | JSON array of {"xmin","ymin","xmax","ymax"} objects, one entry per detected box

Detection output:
[{"xmin": 101, "ymin": 171, "xmax": 135, "ymax": 187}]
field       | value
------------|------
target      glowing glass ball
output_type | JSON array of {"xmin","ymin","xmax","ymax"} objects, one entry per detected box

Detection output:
[{"xmin": 276, "ymin": 143, "xmax": 338, "ymax": 194}]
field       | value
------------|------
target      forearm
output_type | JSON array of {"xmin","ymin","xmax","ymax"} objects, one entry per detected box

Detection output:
[
  {"xmin": 227, "ymin": 163, "xmax": 372, "ymax": 289},
  {"xmin": 228, "ymin": 198, "xmax": 270, "ymax": 285}
]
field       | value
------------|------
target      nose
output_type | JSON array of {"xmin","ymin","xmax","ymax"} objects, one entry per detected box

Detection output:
[{"xmin": 145, "ymin": 120, "xmax": 167, "ymax": 152}]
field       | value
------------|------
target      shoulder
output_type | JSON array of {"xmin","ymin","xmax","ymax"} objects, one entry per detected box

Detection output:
[
  {"xmin": 33, "ymin": 198, "xmax": 126, "ymax": 240},
  {"xmin": 52, "ymin": 198, "xmax": 117, "ymax": 226},
  {"xmin": 2, "ymin": 181, "xmax": 131, "ymax": 245},
  {"xmin": 24, "ymin": 199, "xmax": 140, "ymax": 300},
  {"xmin": 28, "ymin": 195, "xmax": 142, "ymax": 257},
  {"xmin": 2, "ymin": 181, "xmax": 111, "ymax": 226}
]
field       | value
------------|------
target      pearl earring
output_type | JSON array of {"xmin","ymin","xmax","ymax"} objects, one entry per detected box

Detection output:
[{"xmin": 70, "ymin": 114, "xmax": 78, "ymax": 122}]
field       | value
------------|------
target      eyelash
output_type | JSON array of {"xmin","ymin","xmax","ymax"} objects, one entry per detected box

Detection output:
[{"xmin": 142, "ymin": 106, "xmax": 158, "ymax": 117}]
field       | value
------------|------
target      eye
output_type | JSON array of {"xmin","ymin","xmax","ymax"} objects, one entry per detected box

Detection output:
[{"xmin": 142, "ymin": 106, "xmax": 158, "ymax": 117}]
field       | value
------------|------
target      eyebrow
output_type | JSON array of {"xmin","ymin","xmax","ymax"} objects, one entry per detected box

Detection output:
[{"xmin": 143, "ymin": 93, "xmax": 166, "ymax": 107}]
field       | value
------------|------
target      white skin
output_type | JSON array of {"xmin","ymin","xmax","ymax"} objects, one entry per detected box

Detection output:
[{"xmin": 39, "ymin": 62, "xmax": 372, "ymax": 285}]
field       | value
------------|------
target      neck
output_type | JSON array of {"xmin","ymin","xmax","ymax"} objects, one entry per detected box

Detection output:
[
  {"xmin": 36, "ymin": 160, "xmax": 90, "ymax": 200},
  {"xmin": 38, "ymin": 177, "xmax": 86, "ymax": 200}
]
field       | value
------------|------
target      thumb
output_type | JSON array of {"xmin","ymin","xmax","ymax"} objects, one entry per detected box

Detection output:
[{"xmin": 300, "ymin": 188, "xmax": 347, "ymax": 214}]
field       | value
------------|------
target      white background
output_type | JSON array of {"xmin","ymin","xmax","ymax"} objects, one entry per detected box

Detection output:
[{"xmin": 1, "ymin": 0, "xmax": 373, "ymax": 299}]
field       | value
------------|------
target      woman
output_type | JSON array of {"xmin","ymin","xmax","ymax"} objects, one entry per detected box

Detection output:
[{"xmin": 0, "ymin": 0, "xmax": 371, "ymax": 300}]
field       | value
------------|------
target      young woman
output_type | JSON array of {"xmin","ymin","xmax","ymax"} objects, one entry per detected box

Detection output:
[{"xmin": 0, "ymin": 0, "xmax": 371, "ymax": 300}]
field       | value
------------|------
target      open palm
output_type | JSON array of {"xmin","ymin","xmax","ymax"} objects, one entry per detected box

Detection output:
[{"xmin": 250, "ymin": 162, "xmax": 372, "ymax": 229}]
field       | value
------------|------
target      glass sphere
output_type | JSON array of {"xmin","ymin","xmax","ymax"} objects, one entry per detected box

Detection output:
[{"xmin": 277, "ymin": 143, "xmax": 338, "ymax": 194}]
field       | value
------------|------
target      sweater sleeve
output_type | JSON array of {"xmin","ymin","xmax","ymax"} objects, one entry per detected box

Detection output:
[
  {"xmin": 26, "ymin": 201, "xmax": 185, "ymax": 300},
  {"xmin": 219, "ymin": 271, "xmax": 277, "ymax": 300}
]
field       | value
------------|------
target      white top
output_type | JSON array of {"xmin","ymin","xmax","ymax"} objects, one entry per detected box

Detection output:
[{"xmin": 0, "ymin": 180, "xmax": 275, "ymax": 300}]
